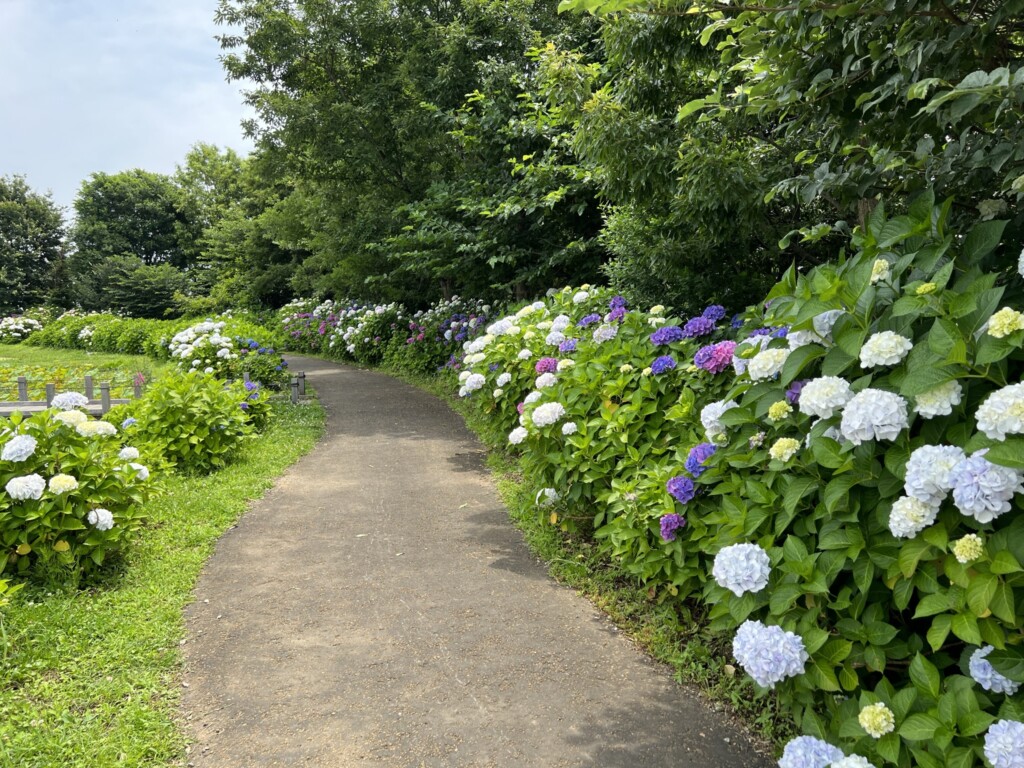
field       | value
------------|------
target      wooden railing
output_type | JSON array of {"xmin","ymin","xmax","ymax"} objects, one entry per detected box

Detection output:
[{"xmin": 0, "ymin": 376, "xmax": 142, "ymax": 417}]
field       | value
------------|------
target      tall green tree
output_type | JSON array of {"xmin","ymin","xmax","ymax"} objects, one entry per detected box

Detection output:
[{"xmin": 0, "ymin": 176, "xmax": 66, "ymax": 314}]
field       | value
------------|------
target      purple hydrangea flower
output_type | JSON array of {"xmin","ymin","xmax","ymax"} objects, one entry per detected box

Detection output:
[
  {"xmin": 660, "ymin": 513, "xmax": 687, "ymax": 542},
  {"xmin": 578, "ymin": 313, "xmax": 601, "ymax": 328},
  {"xmin": 694, "ymin": 340, "xmax": 737, "ymax": 374},
  {"xmin": 682, "ymin": 316, "xmax": 716, "ymax": 338},
  {"xmin": 610, "ymin": 295, "xmax": 627, "ymax": 309},
  {"xmin": 685, "ymin": 443, "xmax": 717, "ymax": 476},
  {"xmin": 651, "ymin": 355, "xmax": 676, "ymax": 375},
  {"xmin": 786, "ymin": 380, "xmax": 806, "ymax": 405},
  {"xmin": 771, "ymin": 326, "xmax": 790, "ymax": 339},
  {"xmin": 667, "ymin": 475, "xmax": 696, "ymax": 504},
  {"xmin": 702, "ymin": 304, "xmax": 727, "ymax": 322},
  {"xmin": 607, "ymin": 306, "xmax": 627, "ymax": 323},
  {"xmin": 731, "ymin": 314, "xmax": 745, "ymax": 329},
  {"xmin": 535, "ymin": 357, "xmax": 559, "ymax": 374},
  {"xmin": 650, "ymin": 325, "xmax": 685, "ymax": 346},
  {"xmin": 748, "ymin": 327, "xmax": 773, "ymax": 338},
  {"xmin": 558, "ymin": 338, "xmax": 578, "ymax": 354}
]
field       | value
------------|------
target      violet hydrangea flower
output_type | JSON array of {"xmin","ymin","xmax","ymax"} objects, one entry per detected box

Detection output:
[
  {"xmin": 785, "ymin": 380, "xmax": 806, "ymax": 405},
  {"xmin": 535, "ymin": 357, "xmax": 559, "ymax": 374},
  {"xmin": 606, "ymin": 306, "xmax": 627, "ymax": 323},
  {"xmin": 558, "ymin": 338, "xmax": 577, "ymax": 354},
  {"xmin": 682, "ymin": 316, "xmax": 716, "ymax": 338},
  {"xmin": 577, "ymin": 313, "xmax": 601, "ymax": 328},
  {"xmin": 610, "ymin": 295, "xmax": 627, "ymax": 309},
  {"xmin": 685, "ymin": 443, "xmax": 716, "ymax": 476},
  {"xmin": 660, "ymin": 513, "xmax": 686, "ymax": 542},
  {"xmin": 732, "ymin": 620, "xmax": 808, "ymax": 689},
  {"xmin": 702, "ymin": 304, "xmax": 726, "ymax": 322},
  {"xmin": 651, "ymin": 355, "xmax": 676, "ymax": 375},
  {"xmin": 667, "ymin": 475, "xmax": 696, "ymax": 504},
  {"xmin": 778, "ymin": 736, "xmax": 844, "ymax": 768},
  {"xmin": 650, "ymin": 325, "xmax": 685, "ymax": 346}
]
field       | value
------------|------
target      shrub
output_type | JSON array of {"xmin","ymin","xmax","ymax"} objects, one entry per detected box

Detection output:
[
  {"xmin": 128, "ymin": 371, "xmax": 255, "ymax": 473},
  {"xmin": 0, "ymin": 408, "xmax": 154, "ymax": 576},
  {"xmin": 382, "ymin": 296, "xmax": 492, "ymax": 376},
  {"xmin": 0, "ymin": 316, "xmax": 43, "ymax": 344}
]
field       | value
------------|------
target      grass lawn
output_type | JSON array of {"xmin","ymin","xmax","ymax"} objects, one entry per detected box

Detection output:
[
  {"xmin": 0, "ymin": 344, "xmax": 174, "ymax": 400},
  {"xmin": 0, "ymin": 398, "xmax": 325, "ymax": 766}
]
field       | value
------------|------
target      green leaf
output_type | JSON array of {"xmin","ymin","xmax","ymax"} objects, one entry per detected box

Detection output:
[
  {"xmin": 900, "ymin": 713, "xmax": 942, "ymax": 740},
  {"xmin": 988, "ymin": 647, "xmax": 1024, "ymax": 682},
  {"xmin": 898, "ymin": 538, "xmax": 933, "ymax": 578},
  {"xmin": 951, "ymin": 613, "xmax": 982, "ymax": 645},
  {"xmin": 981, "ymin": 438, "xmax": 1024, "ymax": 470},
  {"xmin": 927, "ymin": 615, "xmax": 952, "ymax": 651},
  {"xmin": 989, "ymin": 550, "xmax": 1023, "ymax": 574},
  {"xmin": 910, "ymin": 653, "xmax": 941, "ymax": 699},
  {"xmin": 961, "ymin": 219, "xmax": 1008, "ymax": 264}
]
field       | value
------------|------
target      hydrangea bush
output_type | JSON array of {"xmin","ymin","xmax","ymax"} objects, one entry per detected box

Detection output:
[
  {"xmin": 0, "ymin": 316, "xmax": 43, "ymax": 344},
  {"xmin": 0, "ymin": 406, "xmax": 153, "ymax": 575},
  {"xmin": 442, "ymin": 196, "xmax": 1024, "ymax": 766}
]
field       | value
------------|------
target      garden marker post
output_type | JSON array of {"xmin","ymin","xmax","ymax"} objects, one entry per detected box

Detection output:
[
  {"xmin": 17, "ymin": 376, "xmax": 27, "ymax": 401},
  {"xmin": 290, "ymin": 375, "xmax": 299, "ymax": 404},
  {"xmin": 45, "ymin": 384, "xmax": 55, "ymax": 406},
  {"xmin": 298, "ymin": 371, "xmax": 306, "ymax": 396},
  {"xmin": 100, "ymin": 383, "xmax": 111, "ymax": 414},
  {"xmin": 84, "ymin": 375, "xmax": 94, "ymax": 399}
]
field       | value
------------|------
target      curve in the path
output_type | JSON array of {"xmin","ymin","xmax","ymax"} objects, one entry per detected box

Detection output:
[{"xmin": 182, "ymin": 356, "xmax": 772, "ymax": 768}]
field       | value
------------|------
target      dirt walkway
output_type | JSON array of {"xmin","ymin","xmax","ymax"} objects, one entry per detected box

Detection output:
[{"xmin": 181, "ymin": 356, "xmax": 771, "ymax": 767}]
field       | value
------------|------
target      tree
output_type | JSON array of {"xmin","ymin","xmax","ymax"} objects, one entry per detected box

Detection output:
[{"xmin": 0, "ymin": 176, "xmax": 66, "ymax": 314}]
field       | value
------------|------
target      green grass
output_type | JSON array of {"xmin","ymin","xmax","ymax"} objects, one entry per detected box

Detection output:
[
  {"xmin": 0, "ymin": 399, "xmax": 325, "ymax": 766},
  {"xmin": 387, "ymin": 365, "xmax": 794, "ymax": 752},
  {"xmin": 0, "ymin": 344, "xmax": 174, "ymax": 400}
]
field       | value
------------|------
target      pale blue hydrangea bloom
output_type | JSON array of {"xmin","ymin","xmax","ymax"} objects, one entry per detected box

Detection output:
[
  {"xmin": 969, "ymin": 646, "xmax": 1021, "ymax": 695},
  {"xmin": 732, "ymin": 620, "xmax": 808, "ymax": 689},
  {"xmin": 1, "ymin": 434, "xmax": 37, "ymax": 463},
  {"xmin": 712, "ymin": 543, "xmax": 771, "ymax": 597},
  {"xmin": 51, "ymin": 391, "xmax": 89, "ymax": 410},
  {"xmin": 904, "ymin": 444, "xmax": 965, "ymax": 506},
  {"xmin": 951, "ymin": 450, "xmax": 1024, "ymax": 524},
  {"xmin": 777, "ymin": 736, "xmax": 843, "ymax": 768},
  {"xmin": 984, "ymin": 719, "xmax": 1024, "ymax": 768}
]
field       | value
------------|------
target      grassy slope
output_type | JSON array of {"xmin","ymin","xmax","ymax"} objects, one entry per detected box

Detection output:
[{"xmin": 0, "ymin": 399, "xmax": 325, "ymax": 767}]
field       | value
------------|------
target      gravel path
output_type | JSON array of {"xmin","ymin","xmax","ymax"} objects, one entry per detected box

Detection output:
[{"xmin": 181, "ymin": 356, "xmax": 771, "ymax": 767}]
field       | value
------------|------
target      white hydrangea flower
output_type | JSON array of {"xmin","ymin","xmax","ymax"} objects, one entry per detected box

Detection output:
[
  {"xmin": 129, "ymin": 463, "xmax": 150, "ymax": 480},
  {"xmin": 492, "ymin": 388, "xmax": 503, "ymax": 398},
  {"xmin": 535, "ymin": 373, "xmax": 557, "ymax": 389},
  {"xmin": 904, "ymin": 445, "xmax": 965, "ymax": 506},
  {"xmin": 524, "ymin": 391, "xmax": 543, "ymax": 405},
  {"xmin": 517, "ymin": 349, "xmax": 532, "ymax": 360},
  {"xmin": 537, "ymin": 321, "xmax": 553, "ymax": 331},
  {"xmin": 465, "ymin": 352, "xmax": 486, "ymax": 364},
  {"xmin": 119, "ymin": 447, "xmax": 140, "ymax": 461},
  {"xmin": 731, "ymin": 335, "xmax": 771, "ymax": 375},
  {"xmin": 485, "ymin": 318, "xmax": 513, "ymax": 337},
  {"xmin": 984, "ymin": 719, "xmax": 1024, "ymax": 768},
  {"xmin": 561, "ymin": 422, "xmax": 578, "ymax": 436},
  {"xmin": 572, "ymin": 291, "xmax": 590, "ymax": 304},
  {"xmin": 712, "ymin": 543, "xmax": 771, "ymax": 597},
  {"xmin": 531, "ymin": 402, "xmax": 566, "ymax": 427},
  {"xmin": 48, "ymin": 474, "xmax": 79, "ymax": 494},
  {"xmin": 888, "ymin": 496, "xmax": 939, "ymax": 538},
  {"xmin": 51, "ymin": 392, "xmax": 89, "ymax": 410},
  {"xmin": 551, "ymin": 314, "xmax": 571, "ymax": 333},
  {"xmin": 859, "ymin": 331, "xmax": 912, "ymax": 368},
  {"xmin": 976, "ymin": 383, "xmax": 1024, "ymax": 440},
  {"xmin": 508, "ymin": 427, "xmax": 528, "ymax": 445},
  {"xmin": 870, "ymin": 259, "xmax": 891, "ymax": 284},
  {"xmin": 914, "ymin": 380, "xmax": 962, "ymax": 418},
  {"xmin": 701, "ymin": 399, "xmax": 739, "ymax": 441},
  {"xmin": 970, "ymin": 646, "xmax": 1021, "ymax": 695},
  {"xmin": 76, "ymin": 421, "xmax": 118, "ymax": 438},
  {"xmin": 839, "ymin": 389, "xmax": 908, "ymax": 445},
  {"xmin": 1, "ymin": 434, "xmax": 37, "ymax": 462},
  {"xmin": 799, "ymin": 377, "xmax": 853, "ymax": 419},
  {"xmin": 778, "ymin": 737, "xmax": 843, "ymax": 768},
  {"xmin": 787, "ymin": 329, "xmax": 823, "ymax": 349},
  {"xmin": 5, "ymin": 473, "xmax": 45, "ymax": 500},
  {"xmin": 87, "ymin": 508, "xmax": 115, "ymax": 531},
  {"xmin": 747, "ymin": 348, "xmax": 790, "ymax": 381},
  {"xmin": 53, "ymin": 410, "xmax": 88, "ymax": 426},
  {"xmin": 732, "ymin": 620, "xmax": 807, "ymax": 689},
  {"xmin": 531, "ymin": 301, "xmax": 546, "ymax": 311},
  {"xmin": 496, "ymin": 372, "xmax": 512, "ymax": 387},
  {"xmin": 557, "ymin": 359, "xmax": 574, "ymax": 371},
  {"xmin": 769, "ymin": 438, "xmax": 801, "ymax": 463},
  {"xmin": 858, "ymin": 702, "xmax": 896, "ymax": 738},
  {"xmin": 458, "ymin": 370, "xmax": 472, "ymax": 383},
  {"xmin": 832, "ymin": 756, "xmax": 875, "ymax": 768},
  {"xmin": 592, "ymin": 324, "xmax": 618, "ymax": 343},
  {"xmin": 462, "ymin": 373, "xmax": 486, "ymax": 394}
]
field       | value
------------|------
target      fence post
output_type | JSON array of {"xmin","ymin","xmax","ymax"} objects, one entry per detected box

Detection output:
[
  {"xmin": 17, "ymin": 376, "xmax": 27, "ymax": 401},
  {"xmin": 298, "ymin": 371, "xmax": 306, "ymax": 396},
  {"xmin": 243, "ymin": 371, "xmax": 251, "ymax": 384},
  {"xmin": 100, "ymin": 383, "xmax": 111, "ymax": 414},
  {"xmin": 290, "ymin": 375, "xmax": 299, "ymax": 404},
  {"xmin": 45, "ymin": 384, "xmax": 55, "ymax": 406},
  {"xmin": 133, "ymin": 382, "xmax": 142, "ymax": 399},
  {"xmin": 84, "ymin": 375, "xmax": 94, "ymax": 400}
]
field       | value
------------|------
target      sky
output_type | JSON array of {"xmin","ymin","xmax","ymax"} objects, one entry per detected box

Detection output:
[{"xmin": 0, "ymin": 0, "xmax": 254, "ymax": 214}]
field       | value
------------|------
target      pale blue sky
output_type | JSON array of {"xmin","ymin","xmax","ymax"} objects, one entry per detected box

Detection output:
[{"xmin": 0, "ymin": 0, "xmax": 253, "ymax": 214}]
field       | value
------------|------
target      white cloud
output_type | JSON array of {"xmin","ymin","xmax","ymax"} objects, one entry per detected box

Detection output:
[{"xmin": 0, "ymin": 0, "xmax": 253, "ymax": 212}]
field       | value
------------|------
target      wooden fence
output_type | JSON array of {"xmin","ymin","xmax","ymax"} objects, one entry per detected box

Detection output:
[{"xmin": 0, "ymin": 376, "xmax": 141, "ymax": 417}]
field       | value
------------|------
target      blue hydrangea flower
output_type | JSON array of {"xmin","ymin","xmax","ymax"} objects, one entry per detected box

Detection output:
[
  {"xmin": 682, "ymin": 316, "xmax": 716, "ymax": 337},
  {"xmin": 651, "ymin": 355, "xmax": 676, "ymax": 374},
  {"xmin": 712, "ymin": 543, "xmax": 771, "ymax": 596},
  {"xmin": 702, "ymin": 304, "xmax": 727, "ymax": 322},
  {"xmin": 577, "ymin": 313, "xmax": 601, "ymax": 328},
  {"xmin": 666, "ymin": 475, "xmax": 695, "ymax": 504},
  {"xmin": 778, "ymin": 736, "xmax": 844, "ymax": 768},
  {"xmin": 121, "ymin": 417, "xmax": 138, "ymax": 429},
  {"xmin": 970, "ymin": 646, "xmax": 1021, "ymax": 695},
  {"xmin": 609, "ymin": 295, "xmax": 627, "ymax": 310},
  {"xmin": 732, "ymin": 620, "xmax": 808, "ymax": 688},
  {"xmin": 650, "ymin": 325, "xmax": 685, "ymax": 346},
  {"xmin": 659, "ymin": 513, "xmax": 686, "ymax": 541},
  {"xmin": 1, "ymin": 434, "xmax": 37, "ymax": 463},
  {"xmin": 984, "ymin": 719, "xmax": 1024, "ymax": 768},
  {"xmin": 685, "ymin": 442, "xmax": 716, "ymax": 476},
  {"xmin": 558, "ymin": 338, "xmax": 578, "ymax": 354},
  {"xmin": 731, "ymin": 314, "xmax": 745, "ymax": 329},
  {"xmin": 771, "ymin": 326, "xmax": 790, "ymax": 338},
  {"xmin": 951, "ymin": 451, "xmax": 1024, "ymax": 524}
]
